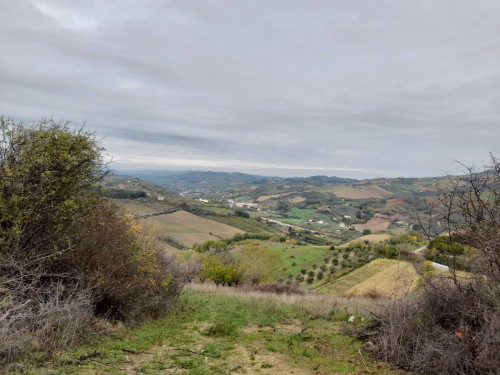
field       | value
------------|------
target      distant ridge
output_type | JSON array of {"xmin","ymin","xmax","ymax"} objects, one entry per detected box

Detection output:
[{"xmin": 113, "ymin": 169, "xmax": 358, "ymax": 192}]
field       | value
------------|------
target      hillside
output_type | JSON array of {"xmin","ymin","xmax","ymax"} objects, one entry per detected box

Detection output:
[
  {"xmin": 27, "ymin": 287, "xmax": 404, "ymax": 375},
  {"xmin": 314, "ymin": 259, "xmax": 419, "ymax": 297},
  {"xmin": 145, "ymin": 210, "xmax": 245, "ymax": 247}
]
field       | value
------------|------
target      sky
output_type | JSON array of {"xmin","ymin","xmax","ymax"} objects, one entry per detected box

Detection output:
[{"xmin": 1, "ymin": 0, "xmax": 499, "ymax": 178}]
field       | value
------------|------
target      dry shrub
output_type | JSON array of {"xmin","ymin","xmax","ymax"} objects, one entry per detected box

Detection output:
[
  {"xmin": 0, "ymin": 275, "xmax": 93, "ymax": 364},
  {"xmin": 60, "ymin": 200, "xmax": 181, "ymax": 324},
  {"xmin": 371, "ymin": 156, "xmax": 500, "ymax": 374},
  {"xmin": 360, "ymin": 288, "xmax": 383, "ymax": 299},
  {"xmin": 371, "ymin": 277, "xmax": 500, "ymax": 374},
  {"xmin": 241, "ymin": 282, "xmax": 308, "ymax": 295}
]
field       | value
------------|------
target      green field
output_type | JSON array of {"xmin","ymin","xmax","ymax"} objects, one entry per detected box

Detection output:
[
  {"xmin": 208, "ymin": 215, "xmax": 276, "ymax": 235},
  {"xmin": 266, "ymin": 244, "xmax": 331, "ymax": 275},
  {"xmin": 24, "ymin": 289, "xmax": 403, "ymax": 375},
  {"xmin": 201, "ymin": 205, "xmax": 233, "ymax": 215},
  {"xmin": 277, "ymin": 208, "xmax": 340, "ymax": 229},
  {"xmin": 119, "ymin": 199, "xmax": 177, "ymax": 216}
]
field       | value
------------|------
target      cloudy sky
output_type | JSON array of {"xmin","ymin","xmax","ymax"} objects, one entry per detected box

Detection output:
[{"xmin": 1, "ymin": 1, "xmax": 499, "ymax": 178}]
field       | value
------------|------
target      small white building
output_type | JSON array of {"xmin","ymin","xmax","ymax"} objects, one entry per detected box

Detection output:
[{"xmin": 157, "ymin": 196, "xmax": 165, "ymax": 201}]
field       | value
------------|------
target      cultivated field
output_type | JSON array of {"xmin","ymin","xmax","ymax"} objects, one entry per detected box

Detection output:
[
  {"xmin": 354, "ymin": 213, "xmax": 392, "ymax": 231},
  {"xmin": 322, "ymin": 185, "xmax": 392, "ymax": 199},
  {"xmin": 290, "ymin": 196, "xmax": 306, "ymax": 203},
  {"xmin": 315, "ymin": 258, "xmax": 418, "ymax": 297},
  {"xmin": 145, "ymin": 210, "xmax": 244, "ymax": 247},
  {"xmin": 256, "ymin": 192, "xmax": 291, "ymax": 202},
  {"xmin": 343, "ymin": 259, "xmax": 418, "ymax": 297}
]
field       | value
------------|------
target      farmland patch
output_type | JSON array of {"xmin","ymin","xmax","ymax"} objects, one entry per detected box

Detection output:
[
  {"xmin": 324, "ymin": 185, "xmax": 392, "ymax": 199},
  {"xmin": 145, "ymin": 210, "xmax": 244, "ymax": 247}
]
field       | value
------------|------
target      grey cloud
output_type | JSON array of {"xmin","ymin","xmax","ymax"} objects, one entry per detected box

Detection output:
[{"xmin": 0, "ymin": 0, "xmax": 499, "ymax": 178}]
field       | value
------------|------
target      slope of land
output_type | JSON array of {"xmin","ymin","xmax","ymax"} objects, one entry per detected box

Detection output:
[
  {"xmin": 144, "ymin": 210, "xmax": 244, "ymax": 247},
  {"xmin": 28, "ymin": 288, "xmax": 405, "ymax": 375},
  {"xmin": 322, "ymin": 184, "xmax": 393, "ymax": 199},
  {"xmin": 315, "ymin": 258, "xmax": 418, "ymax": 297},
  {"xmin": 339, "ymin": 233, "xmax": 392, "ymax": 247}
]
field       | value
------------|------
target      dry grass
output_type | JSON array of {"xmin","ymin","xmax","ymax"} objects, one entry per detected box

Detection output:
[
  {"xmin": 187, "ymin": 283, "xmax": 392, "ymax": 316},
  {"xmin": 256, "ymin": 192, "xmax": 290, "ymax": 202},
  {"xmin": 339, "ymin": 233, "xmax": 392, "ymax": 247},
  {"xmin": 386, "ymin": 198, "xmax": 404, "ymax": 206},
  {"xmin": 343, "ymin": 260, "xmax": 418, "ymax": 297}
]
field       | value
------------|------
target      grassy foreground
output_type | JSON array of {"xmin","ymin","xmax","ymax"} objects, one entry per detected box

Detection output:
[{"xmin": 13, "ymin": 286, "xmax": 405, "ymax": 375}]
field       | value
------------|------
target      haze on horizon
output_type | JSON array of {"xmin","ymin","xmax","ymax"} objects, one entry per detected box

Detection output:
[{"xmin": 1, "ymin": 1, "xmax": 499, "ymax": 179}]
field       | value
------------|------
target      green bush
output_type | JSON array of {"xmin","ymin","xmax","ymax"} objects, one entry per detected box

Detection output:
[{"xmin": 0, "ymin": 119, "xmax": 180, "ymax": 363}]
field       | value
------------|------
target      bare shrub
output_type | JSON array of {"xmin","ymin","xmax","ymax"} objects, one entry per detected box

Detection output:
[
  {"xmin": 60, "ymin": 200, "xmax": 181, "ymax": 324},
  {"xmin": 241, "ymin": 282, "xmax": 308, "ymax": 295},
  {"xmin": 0, "ymin": 275, "xmax": 93, "ymax": 364},
  {"xmin": 372, "ymin": 156, "xmax": 500, "ymax": 374},
  {"xmin": 372, "ymin": 277, "xmax": 499, "ymax": 374}
]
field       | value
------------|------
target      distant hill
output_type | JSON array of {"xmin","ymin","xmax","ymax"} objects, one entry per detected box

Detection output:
[
  {"xmin": 284, "ymin": 175, "xmax": 357, "ymax": 184},
  {"xmin": 114, "ymin": 170, "xmax": 269, "ymax": 194},
  {"xmin": 114, "ymin": 170, "xmax": 359, "ymax": 197}
]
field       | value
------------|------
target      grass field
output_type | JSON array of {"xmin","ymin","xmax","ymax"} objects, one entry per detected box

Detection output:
[
  {"xmin": 266, "ymin": 244, "xmax": 331, "ymax": 275},
  {"xmin": 24, "ymin": 287, "xmax": 404, "ymax": 375},
  {"xmin": 201, "ymin": 205, "xmax": 233, "ymax": 215},
  {"xmin": 315, "ymin": 259, "xmax": 418, "ymax": 297},
  {"xmin": 145, "ymin": 210, "xmax": 244, "ymax": 247},
  {"xmin": 119, "ymin": 199, "xmax": 176, "ymax": 216}
]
